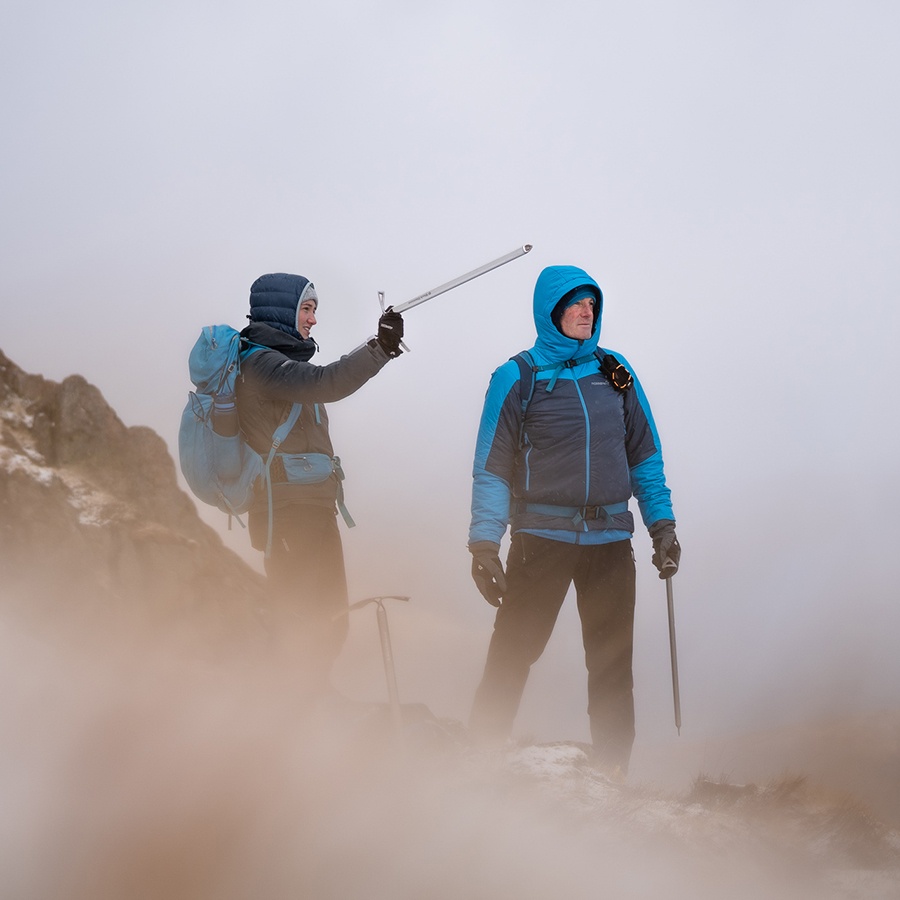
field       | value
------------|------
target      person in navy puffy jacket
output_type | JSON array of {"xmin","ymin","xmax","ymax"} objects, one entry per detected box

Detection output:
[{"xmin": 467, "ymin": 264, "xmax": 680, "ymax": 779}]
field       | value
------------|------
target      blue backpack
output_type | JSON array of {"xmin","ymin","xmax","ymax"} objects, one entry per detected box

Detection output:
[{"xmin": 178, "ymin": 324, "xmax": 354, "ymax": 557}]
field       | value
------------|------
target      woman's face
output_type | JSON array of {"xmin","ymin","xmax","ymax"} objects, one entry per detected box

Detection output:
[{"xmin": 297, "ymin": 299, "xmax": 318, "ymax": 339}]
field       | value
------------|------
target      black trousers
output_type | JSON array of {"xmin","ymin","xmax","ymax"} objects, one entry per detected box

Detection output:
[
  {"xmin": 252, "ymin": 505, "xmax": 350, "ymax": 688},
  {"xmin": 469, "ymin": 534, "xmax": 637, "ymax": 770}
]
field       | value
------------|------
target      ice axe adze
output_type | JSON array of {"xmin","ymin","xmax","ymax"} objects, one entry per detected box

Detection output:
[
  {"xmin": 347, "ymin": 595, "xmax": 410, "ymax": 737},
  {"xmin": 663, "ymin": 561, "xmax": 682, "ymax": 735},
  {"xmin": 375, "ymin": 244, "xmax": 533, "ymax": 352}
]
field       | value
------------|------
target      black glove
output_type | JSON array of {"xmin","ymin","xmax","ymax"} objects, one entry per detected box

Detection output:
[
  {"xmin": 649, "ymin": 520, "xmax": 681, "ymax": 579},
  {"xmin": 375, "ymin": 307, "xmax": 404, "ymax": 358},
  {"xmin": 470, "ymin": 541, "xmax": 507, "ymax": 607}
]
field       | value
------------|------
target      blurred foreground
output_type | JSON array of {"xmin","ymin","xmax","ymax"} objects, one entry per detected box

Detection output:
[{"xmin": 1, "ymin": 615, "xmax": 898, "ymax": 900}]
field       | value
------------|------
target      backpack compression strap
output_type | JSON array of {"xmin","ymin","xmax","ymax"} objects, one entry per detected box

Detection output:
[{"xmin": 331, "ymin": 457, "xmax": 355, "ymax": 529}]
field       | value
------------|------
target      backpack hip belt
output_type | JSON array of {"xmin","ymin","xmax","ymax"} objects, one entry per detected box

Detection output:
[{"xmin": 266, "ymin": 452, "xmax": 356, "ymax": 531}]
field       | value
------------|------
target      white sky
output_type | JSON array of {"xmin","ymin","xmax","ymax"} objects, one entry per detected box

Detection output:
[{"xmin": 2, "ymin": 1, "xmax": 899, "ymax": 759}]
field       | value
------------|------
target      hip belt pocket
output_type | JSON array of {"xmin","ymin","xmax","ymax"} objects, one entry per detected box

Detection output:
[{"xmin": 278, "ymin": 453, "xmax": 335, "ymax": 484}]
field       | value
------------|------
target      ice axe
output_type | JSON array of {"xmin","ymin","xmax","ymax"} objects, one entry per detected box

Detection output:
[
  {"xmin": 347, "ymin": 595, "xmax": 410, "ymax": 737},
  {"xmin": 663, "ymin": 561, "xmax": 682, "ymax": 735}
]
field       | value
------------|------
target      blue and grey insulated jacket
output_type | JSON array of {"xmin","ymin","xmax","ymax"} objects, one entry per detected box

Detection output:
[{"xmin": 468, "ymin": 265, "xmax": 675, "ymax": 548}]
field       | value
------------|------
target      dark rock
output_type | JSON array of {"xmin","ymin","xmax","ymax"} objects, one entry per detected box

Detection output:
[{"xmin": 0, "ymin": 345, "xmax": 269, "ymax": 656}]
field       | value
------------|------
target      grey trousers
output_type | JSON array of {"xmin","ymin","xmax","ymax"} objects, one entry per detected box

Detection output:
[{"xmin": 252, "ymin": 504, "xmax": 350, "ymax": 688}]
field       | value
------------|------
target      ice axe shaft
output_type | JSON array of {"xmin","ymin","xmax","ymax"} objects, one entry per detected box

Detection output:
[
  {"xmin": 375, "ymin": 602, "xmax": 402, "ymax": 735},
  {"xmin": 347, "ymin": 595, "xmax": 409, "ymax": 737},
  {"xmin": 390, "ymin": 244, "xmax": 532, "ymax": 314},
  {"xmin": 665, "ymin": 573, "xmax": 682, "ymax": 735}
]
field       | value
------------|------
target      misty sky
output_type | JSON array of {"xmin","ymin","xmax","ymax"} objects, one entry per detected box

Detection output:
[{"xmin": 2, "ymin": 1, "xmax": 899, "ymax": 760}]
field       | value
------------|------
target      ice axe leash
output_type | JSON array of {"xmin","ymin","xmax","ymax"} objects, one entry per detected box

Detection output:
[
  {"xmin": 347, "ymin": 595, "xmax": 410, "ymax": 737},
  {"xmin": 663, "ymin": 562, "xmax": 682, "ymax": 735},
  {"xmin": 370, "ymin": 244, "xmax": 533, "ymax": 353}
]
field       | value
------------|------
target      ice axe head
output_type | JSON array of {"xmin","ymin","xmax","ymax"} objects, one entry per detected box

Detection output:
[
  {"xmin": 347, "ymin": 595, "xmax": 410, "ymax": 613},
  {"xmin": 659, "ymin": 555, "xmax": 679, "ymax": 580},
  {"xmin": 344, "ymin": 595, "xmax": 411, "ymax": 739}
]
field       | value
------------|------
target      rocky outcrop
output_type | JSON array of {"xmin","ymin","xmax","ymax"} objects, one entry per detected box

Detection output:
[{"xmin": 0, "ymin": 347, "xmax": 268, "ymax": 650}]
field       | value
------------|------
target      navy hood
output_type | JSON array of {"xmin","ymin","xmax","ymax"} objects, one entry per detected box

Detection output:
[
  {"xmin": 248, "ymin": 273, "xmax": 318, "ymax": 343},
  {"xmin": 532, "ymin": 265, "xmax": 603, "ymax": 362}
]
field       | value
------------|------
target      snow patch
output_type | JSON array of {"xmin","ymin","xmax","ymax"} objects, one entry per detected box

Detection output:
[
  {"xmin": 58, "ymin": 472, "xmax": 117, "ymax": 527},
  {"xmin": 0, "ymin": 445, "xmax": 118, "ymax": 528},
  {"xmin": 0, "ymin": 446, "xmax": 55, "ymax": 486},
  {"xmin": 506, "ymin": 741, "xmax": 592, "ymax": 779},
  {"xmin": 0, "ymin": 396, "xmax": 35, "ymax": 429}
]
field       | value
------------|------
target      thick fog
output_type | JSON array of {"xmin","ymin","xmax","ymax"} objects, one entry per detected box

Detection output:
[{"xmin": 3, "ymin": 0, "xmax": 899, "ymax": 776}]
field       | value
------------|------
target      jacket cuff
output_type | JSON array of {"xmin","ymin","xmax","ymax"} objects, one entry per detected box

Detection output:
[
  {"xmin": 648, "ymin": 519, "xmax": 676, "ymax": 538},
  {"xmin": 366, "ymin": 337, "xmax": 393, "ymax": 362},
  {"xmin": 469, "ymin": 540, "xmax": 501, "ymax": 556}
]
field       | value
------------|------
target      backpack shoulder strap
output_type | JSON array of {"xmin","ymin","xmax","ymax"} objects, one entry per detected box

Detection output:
[
  {"xmin": 511, "ymin": 351, "xmax": 536, "ymax": 449},
  {"xmin": 239, "ymin": 338, "xmax": 267, "ymax": 360}
]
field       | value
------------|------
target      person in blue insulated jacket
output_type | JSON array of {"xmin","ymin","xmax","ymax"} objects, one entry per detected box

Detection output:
[
  {"xmin": 467, "ymin": 264, "xmax": 680, "ymax": 779},
  {"xmin": 235, "ymin": 272, "xmax": 404, "ymax": 694}
]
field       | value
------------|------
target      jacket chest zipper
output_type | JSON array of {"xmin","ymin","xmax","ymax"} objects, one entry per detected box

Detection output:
[{"xmin": 573, "ymin": 378, "xmax": 591, "ymax": 506}]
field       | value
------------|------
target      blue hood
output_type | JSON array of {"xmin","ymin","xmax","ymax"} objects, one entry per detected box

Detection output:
[
  {"xmin": 532, "ymin": 265, "xmax": 603, "ymax": 362},
  {"xmin": 248, "ymin": 273, "xmax": 318, "ymax": 343}
]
